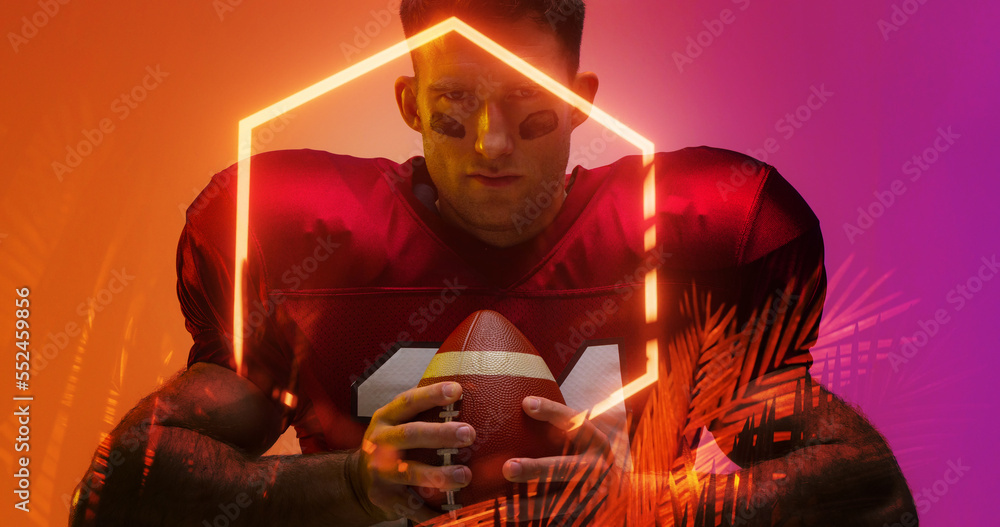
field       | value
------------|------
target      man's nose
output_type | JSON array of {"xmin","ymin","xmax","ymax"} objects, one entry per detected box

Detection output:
[{"xmin": 474, "ymin": 102, "xmax": 514, "ymax": 160}]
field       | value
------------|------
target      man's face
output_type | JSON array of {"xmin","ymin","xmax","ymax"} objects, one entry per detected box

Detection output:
[{"xmin": 396, "ymin": 17, "xmax": 597, "ymax": 247}]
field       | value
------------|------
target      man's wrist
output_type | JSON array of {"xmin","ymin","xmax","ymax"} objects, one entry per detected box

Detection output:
[{"xmin": 345, "ymin": 448, "xmax": 386, "ymax": 523}]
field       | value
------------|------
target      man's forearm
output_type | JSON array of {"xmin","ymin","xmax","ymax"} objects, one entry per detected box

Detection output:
[
  {"xmin": 720, "ymin": 442, "xmax": 916, "ymax": 526},
  {"xmin": 71, "ymin": 424, "xmax": 383, "ymax": 526}
]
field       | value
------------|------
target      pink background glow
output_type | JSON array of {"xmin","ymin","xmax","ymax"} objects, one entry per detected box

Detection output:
[{"xmin": 1, "ymin": 1, "xmax": 997, "ymax": 524}]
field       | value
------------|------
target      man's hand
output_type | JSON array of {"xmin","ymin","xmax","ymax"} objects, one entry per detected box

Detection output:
[
  {"xmin": 354, "ymin": 381, "xmax": 477, "ymax": 523},
  {"xmin": 502, "ymin": 396, "xmax": 619, "ymax": 492}
]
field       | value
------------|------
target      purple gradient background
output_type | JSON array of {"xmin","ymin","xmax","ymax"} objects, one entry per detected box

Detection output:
[
  {"xmin": 1, "ymin": 1, "xmax": 997, "ymax": 524},
  {"xmin": 616, "ymin": 3, "xmax": 1000, "ymax": 525},
  {"xmin": 604, "ymin": 2, "xmax": 1000, "ymax": 525}
]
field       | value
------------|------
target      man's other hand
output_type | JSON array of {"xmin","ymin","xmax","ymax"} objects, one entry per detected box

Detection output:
[{"xmin": 503, "ymin": 396, "xmax": 619, "ymax": 492}]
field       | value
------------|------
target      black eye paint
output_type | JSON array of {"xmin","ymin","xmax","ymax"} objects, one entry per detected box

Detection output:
[
  {"xmin": 519, "ymin": 110, "xmax": 559, "ymax": 140},
  {"xmin": 430, "ymin": 112, "xmax": 466, "ymax": 139}
]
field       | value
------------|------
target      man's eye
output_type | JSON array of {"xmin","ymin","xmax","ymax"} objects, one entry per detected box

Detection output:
[
  {"xmin": 512, "ymin": 88, "xmax": 539, "ymax": 99},
  {"xmin": 444, "ymin": 91, "xmax": 469, "ymax": 101}
]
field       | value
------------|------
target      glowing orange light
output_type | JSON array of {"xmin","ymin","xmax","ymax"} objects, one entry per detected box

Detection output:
[
  {"xmin": 281, "ymin": 390, "xmax": 297, "ymax": 409},
  {"xmin": 233, "ymin": 17, "xmax": 658, "ymax": 424},
  {"xmin": 645, "ymin": 268, "xmax": 658, "ymax": 324},
  {"xmin": 644, "ymin": 225, "xmax": 657, "ymax": 252},
  {"xmin": 573, "ymin": 338, "xmax": 659, "ymax": 428}
]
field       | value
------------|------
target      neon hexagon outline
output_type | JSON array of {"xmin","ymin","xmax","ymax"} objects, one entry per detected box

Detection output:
[{"xmin": 232, "ymin": 17, "xmax": 658, "ymax": 427}]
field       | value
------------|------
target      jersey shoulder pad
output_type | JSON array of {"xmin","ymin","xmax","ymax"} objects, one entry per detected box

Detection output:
[
  {"xmin": 182, "ymin": 149, "xmax": 407, "ymax": 290},
  {"xmin": 650, "ymin": 146, "xmax": 819, "ymax": 268},
  {"xmin": 184, "ymin": 149, "xmax": 393, "ymax": 230}
]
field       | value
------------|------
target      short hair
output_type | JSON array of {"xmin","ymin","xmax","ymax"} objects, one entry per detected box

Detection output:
[{"xmin": 400, "ymin": 0, "xmax": 586, "ymax": 75}]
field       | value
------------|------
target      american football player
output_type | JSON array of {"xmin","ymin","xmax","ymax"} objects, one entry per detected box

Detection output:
[{"xmin": 71, "ymin": 1, "xmax": 916, "ymax": 525}]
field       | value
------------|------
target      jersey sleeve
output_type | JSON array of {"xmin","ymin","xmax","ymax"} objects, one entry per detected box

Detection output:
[
  {"xmin": 175, "ymin": 168, "xmax": 295, "ymax": 408},
  {"xmin": 732, "ymin": 164, "xmax": 826, "ymax": 378}
]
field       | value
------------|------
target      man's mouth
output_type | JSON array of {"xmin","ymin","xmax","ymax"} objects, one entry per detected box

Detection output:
[{"xmin": 469, "ymin": 173, "xmax": 522, "ymax": 188}]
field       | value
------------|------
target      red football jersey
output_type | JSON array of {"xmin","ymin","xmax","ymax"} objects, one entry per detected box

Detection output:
[{"xmin": 177, "ymin": 147, "xmax": 825, "ymax": 455}]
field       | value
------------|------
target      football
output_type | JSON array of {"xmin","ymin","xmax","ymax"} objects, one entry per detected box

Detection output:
[{"xmin": 411, "ymin": 309, "xmax": 566, "ymax": 511}]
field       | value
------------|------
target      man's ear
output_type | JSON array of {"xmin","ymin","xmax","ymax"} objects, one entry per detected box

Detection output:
[
  {"xmin": 570, "ymin": 71, "xmax": 599, "ymax": 129},
  {"xmin": 395, "ymin": 75, "xmax": 422, "ymax": 132}
]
